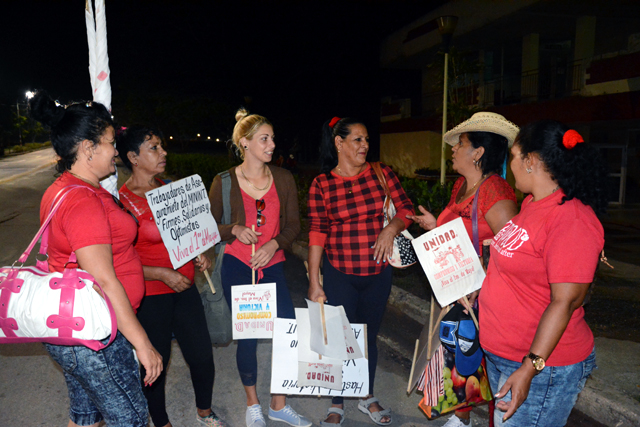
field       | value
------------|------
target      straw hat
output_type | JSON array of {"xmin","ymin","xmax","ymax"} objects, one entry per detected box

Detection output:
[{"xmin": 443, "ymin": 112, "xmax": 519, "ymax": 147}]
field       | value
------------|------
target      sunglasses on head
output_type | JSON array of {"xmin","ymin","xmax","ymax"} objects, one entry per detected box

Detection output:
[
  {"xmin": 256, "ymin": 198, "xmax": 266, "ymax": 227},
  {"xmin": 112, "ymin": 195, "xmax": 139, "ymax": 226}
]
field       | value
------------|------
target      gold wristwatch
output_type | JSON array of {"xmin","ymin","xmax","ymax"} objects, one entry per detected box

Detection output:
[{"xmin": 523, "ymin": 352, "xmax": 545, "ymax": 374}]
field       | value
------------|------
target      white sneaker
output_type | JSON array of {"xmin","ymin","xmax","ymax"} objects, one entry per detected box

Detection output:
[
  {"xmin": 246, "ymin": 404, "xmax": 266, "ymax": 427},
  {"xmin": 442, "ymin": 414, "xmax": 472, "ymax": 427}
]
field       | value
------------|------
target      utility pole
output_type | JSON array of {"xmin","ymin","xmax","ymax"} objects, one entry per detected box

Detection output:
[{"xmin": 16, "ymin": 101, "xmax": 23, "ymax": 146}]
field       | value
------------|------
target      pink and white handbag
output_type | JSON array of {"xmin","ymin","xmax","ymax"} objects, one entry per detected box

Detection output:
[{"xmin": 0, "ymin": 186, "xmax": 117, "ymax": 351}]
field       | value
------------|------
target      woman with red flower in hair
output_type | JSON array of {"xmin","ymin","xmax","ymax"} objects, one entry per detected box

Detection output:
[{"xmin": 479, "ymin": 120, "xmax": 609, "ymax": 426}]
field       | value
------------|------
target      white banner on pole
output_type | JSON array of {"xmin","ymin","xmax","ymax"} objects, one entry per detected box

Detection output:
[
  {"xmin": 145, "ymin": 174, "xmax": 220, "ymax": 269},
  {"xmin": 411, "ymin": 217, "xmax": 485, "ymax": 307},
  {"xmin": 270, "ymin": 318, "xmax": 368, "ymax": 396},
  {"xmin": 231, "ymin": 283, "xmax": 277, "ymax": 339}
]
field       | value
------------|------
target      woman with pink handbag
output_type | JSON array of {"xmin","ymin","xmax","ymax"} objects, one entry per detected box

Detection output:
[{"xmin": 30, "ymin": 91, "xmax": 162, "ymax": 427}]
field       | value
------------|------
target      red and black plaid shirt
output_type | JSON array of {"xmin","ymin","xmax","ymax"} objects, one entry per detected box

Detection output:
[{"xmin": 308, "ymin": 163, "xmax": 414, "ymax": 276}]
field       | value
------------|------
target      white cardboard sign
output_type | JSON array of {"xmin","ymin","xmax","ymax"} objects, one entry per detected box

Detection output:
[
  {"xmin": 306, "ymin": 300, "xmax": 362, "ymax": 360},
  {"xmin": 145, "ymin": 174, "xmax": 220, "ymax": 269},
  {"xmin": 231, "ymin": 283, "xmax": 277, "ymax": 339},
  {"xmin": 271, "ymin": 318, "xmax": 368, "ymax": 396},
  {"xmin": 411, "ymin": 217, "xmax": 485, "ymax": 307}
]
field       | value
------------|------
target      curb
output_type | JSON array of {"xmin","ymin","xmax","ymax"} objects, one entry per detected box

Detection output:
[
  {"xmin": 575, "ymin": 377, "xmax": 640, "ymax": 427},
  {"xmin": 0, "ymin": 159, "xmax": 56, "ymax": 186}
]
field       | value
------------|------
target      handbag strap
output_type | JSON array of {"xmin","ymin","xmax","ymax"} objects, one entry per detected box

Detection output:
[
  {"xmin": 19, "ymin": 185, "xmax": 93, "ymax": 265},
  {"xmin": 371, "ymin": 162, "xmax": 391, "ymax": 212},
  {"xmin": 471, "ymin": 179, "xmax": 488, "ymax": 256},
  {"xmin": 215, "ymin": 171, "xmax": 232, "ymax": 254}
]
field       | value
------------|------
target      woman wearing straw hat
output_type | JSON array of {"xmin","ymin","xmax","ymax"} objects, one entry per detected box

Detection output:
[
  {"xmin": 478, "ymin": 121, "xmax": 606, "ymax": 426},
  {"xmin": 409, "ymin": 112, "xmax": 519, "ymax": 427}
]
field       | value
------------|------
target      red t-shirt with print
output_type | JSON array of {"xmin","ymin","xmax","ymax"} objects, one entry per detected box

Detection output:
[
  {"xmin": 119, "ymin": 181, "xmax": 196, "ymax": 296},
  {"xmin": 479, "ymin": 190, "xmax": 603, "ymax": 366},
  {"xmin": 40, "ymin": 172, "xmax": 145, "ymax": 311}
]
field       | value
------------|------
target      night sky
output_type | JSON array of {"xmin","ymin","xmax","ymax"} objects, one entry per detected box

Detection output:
[{"xmin": 1, "ymin": 0, "xmax": 445, "ymax": 158}]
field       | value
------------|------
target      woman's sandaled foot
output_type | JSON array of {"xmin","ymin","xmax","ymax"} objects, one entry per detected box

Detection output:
[
  {"xmin": 319, "ymin": 406, "xmax": 344, "ymax": 426},
  {"xmin": 358, "ymin": 396, "xmax": 391, "ymax": 426}
]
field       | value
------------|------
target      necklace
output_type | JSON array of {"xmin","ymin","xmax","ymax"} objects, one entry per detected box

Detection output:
[
  {"xmin": 456, "ymin": 175, "xmax": 486, "ymax": 203},
  {"xmin": 69, "ymin": 171, "xmax": 99, "ymax": 188},
  {"xmin": 240, "ymin": 165, "xmax": 271, "ymax": 191},
  {"xmin": 336, "ymin": 163, "xmax": 365, "ymax": 177}
]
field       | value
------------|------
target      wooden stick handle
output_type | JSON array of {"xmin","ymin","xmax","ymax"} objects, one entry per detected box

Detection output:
[
  {"xmin": 320, "ymin": 300, "xmax": 328, "ymax": 345},
  {"xmin": 203, "ymin": 270, "xmax": 216, "ymax": 294}
]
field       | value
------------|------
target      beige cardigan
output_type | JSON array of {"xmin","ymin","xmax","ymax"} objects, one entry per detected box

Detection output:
[{"xmin": 208, "ymin": 165, "xmax": 300, "ymax": 251}]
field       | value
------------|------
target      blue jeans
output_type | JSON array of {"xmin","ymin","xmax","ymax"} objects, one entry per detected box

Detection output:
[
  {"xmin": 221, "ymin": 254, "xmax": 295, "ymax": 386},
  {"xmin": 485, "ymin": 348, "xmax": 596, "ymax": 427},
  {"xmin": 44, "ymin": 332, "xmax": 148, "ymax": 426}
]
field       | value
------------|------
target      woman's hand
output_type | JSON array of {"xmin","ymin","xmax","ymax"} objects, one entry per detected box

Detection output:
[
  {"xmin": 232, "ymin": 225, "xmax": 262, "ymax": 245},
  {"xmin": 494, "ymin": 363, "xmax": 536, "ymax": 422},
  {"xmin": 407, "ymin": 205, "xmax": 437, "ymax": 230},
  {"xmin": 251, "ymin": 239, "xmax": 278, "ymax": 269},
  {"xmin": 308, "ymin": 284, "xmax": 327, "ymax": 304},
  {"xmin": 160, "ymin": 268, "xmax": 191, "ymax": 292},
  {"xmin": 137, "ymin": 344, "xmax": 163, "ymax": 386},
  {"xmin": 194, "ymin": 254, "xmax": 212, "ymax": 272},
  {"xmin": 457, "ymin": 290, "xmax": 480, "ymax": 309},
  {"xmin": 372, "ymin": 225, "xmax": 396, "ymax": 265}
]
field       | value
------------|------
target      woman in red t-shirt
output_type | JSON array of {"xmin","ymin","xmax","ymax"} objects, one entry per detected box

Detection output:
[
  {"xmin": 478, "ymin": 121, "xmax": 607, "ymax": 426},
  {"xmin": 410, "ymin": 112, "xmax": 519, "ymax": 427},
  {"xmin": 118, "ymin": 126, "xmax": 226, "ymax": 427},
  {"xmin": 31, "ymin": 91, "xmax": 162, "ymax": 427}
]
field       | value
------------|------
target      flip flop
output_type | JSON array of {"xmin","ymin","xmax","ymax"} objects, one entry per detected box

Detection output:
[{"xmin": 358, "ymin": 397, "xmax": 392, "ymax": 426}]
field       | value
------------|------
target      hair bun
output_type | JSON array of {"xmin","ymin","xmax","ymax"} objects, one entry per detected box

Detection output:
[
  {"xmin": 29, "ymin": 90, "xmax": 65, "ymax": 128},
  {"xmin": 235, "ymin": 107, "xmax": 249, "ymax": 123}
]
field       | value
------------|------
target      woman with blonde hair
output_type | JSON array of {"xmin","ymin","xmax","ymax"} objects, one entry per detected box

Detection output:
[{"xmin": 209, "ymin": 109, "xmax": 310, "ymax": 427}]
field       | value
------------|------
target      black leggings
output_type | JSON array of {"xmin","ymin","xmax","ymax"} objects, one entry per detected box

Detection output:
[
  {"xmin": 137, "ymin": 284, "xmax": 215, "ymax": 427},
  {"xmin": 322, "ymin": 254, "xmax": 393, "ymax": 405}
]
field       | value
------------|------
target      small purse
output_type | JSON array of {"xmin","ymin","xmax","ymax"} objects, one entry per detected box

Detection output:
[
  {"xmin": 201, "ymin": 171, "xmax": 233, "ymax": 345},
  {"xmin": 371, "ymin": 162, "xmax": 417, "ymax": 268},
  {"xmin": 0, "ymin": 186, "xmax": 117, "ymax": 351}
]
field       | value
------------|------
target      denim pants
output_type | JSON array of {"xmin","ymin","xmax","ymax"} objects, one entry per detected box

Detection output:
[
  {"xmin": 137, "ymin": 284, "xmax": 215, "ymax": 427},
  {"xmin": 221, "ymin": 254, "xmax": 295, "ymax": 386},
  {"xmin": 485, "ymin": 348, "xmax": 596, "ymax": 427},
  {"xmin": 322, "ymin": 254, "xmax": 393, "ymax": 404},
  {"xmin": 44, "ymin": 332, "xmax": 148, "ymax": 426}
]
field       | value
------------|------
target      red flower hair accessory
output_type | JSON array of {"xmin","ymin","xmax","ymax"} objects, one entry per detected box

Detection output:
[
  {"xmin": 562, "ymin": 129, "xmax": 584, "ymax": 149},
  {"xmin": 328, "ymin": 117, "xmax": 341, "ymax": 128}
]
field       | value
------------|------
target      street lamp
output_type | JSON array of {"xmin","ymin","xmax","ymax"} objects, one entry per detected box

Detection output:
[{"xmin": 437, "ymin": 15, "xmax": 458, "ymax": 185}]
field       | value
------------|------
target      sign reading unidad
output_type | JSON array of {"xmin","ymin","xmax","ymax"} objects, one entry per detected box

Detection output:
[
  {"xmin": 411, "ymin": 217, "xmax": 485, "ymax": 307},
  {"xmin": 145, "ymin": 174, "xmax": 220, "ymax": 269}
]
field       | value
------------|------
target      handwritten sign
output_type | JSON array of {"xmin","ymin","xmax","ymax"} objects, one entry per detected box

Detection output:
[
  {"xmin": 306, "ymin": 301, "xmax": 362, "ymax": 360},
  {"xmin": 145, "ymin": 174, "xmax": 220, "ymax": 269},
  {"xmin": 411, "ymin": 217, "xmax": 485, "ymax": 307},
  {"xmin": 231, "ymin": 283, "xmax": 277, "ymax": 339},
  {"xmin": 270, "ymin": 318, "xmax": 368, "ymax": 396}
]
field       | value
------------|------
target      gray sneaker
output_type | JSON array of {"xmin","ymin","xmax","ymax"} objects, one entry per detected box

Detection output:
[
  {"xmin": 246, "ymin": 404, "xmax": 266, "ymax": 427},
  {"xmin": 268, "ymin": 405, "xmax": 312, "ymax": 427}
]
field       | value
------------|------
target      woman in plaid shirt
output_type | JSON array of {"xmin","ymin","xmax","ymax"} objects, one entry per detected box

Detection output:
[{"xmin": 307, "ymin": 117, "xmax": 414, "ymax": 426}]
